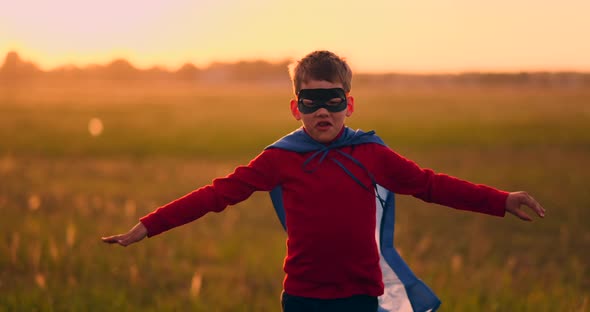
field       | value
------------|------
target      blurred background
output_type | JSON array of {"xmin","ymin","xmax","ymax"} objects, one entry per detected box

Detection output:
[{"xmin": 1, "ymin": 1, "xmax": 589, "ymax": 311}]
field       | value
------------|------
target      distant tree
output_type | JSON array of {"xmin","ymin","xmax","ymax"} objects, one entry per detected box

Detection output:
[
  {"xmin": 1, "ymin": 50, "xmax": 588, "ymax": 87},
  {"xmin": 101, "ymin": 59, "xmax": 140, "ymax": 80},
  {"xmin": 175, "ymin": 63, "xmax": 201, "ymax": 81},
  {"xmin": 144, "ymin": 66, "xmax": 172, "ymax": 81},
  {"xmin": 48, "ymin": 64, "xmax": 85, "ymax": 80},
  {"xmin": 0, "ymin": 51, "xmax": 42, "ymax": 80},
  {"xmin": 197, "ymin": 60, "xmax": 289, "ymax": 82},
  {"xmin": 231, "ymin": 60, "xmax": 290, "ymax": 81}
]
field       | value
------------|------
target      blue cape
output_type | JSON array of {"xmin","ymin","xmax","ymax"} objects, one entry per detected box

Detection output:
[{"xmin": 265, "ymin": 127, "xmax": 441, "ymax": 312}]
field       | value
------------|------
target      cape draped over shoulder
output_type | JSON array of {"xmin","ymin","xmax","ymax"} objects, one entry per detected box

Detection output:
[{"xmin": 265, "ymin": 127, "xmax": 441, "ymax": 312}]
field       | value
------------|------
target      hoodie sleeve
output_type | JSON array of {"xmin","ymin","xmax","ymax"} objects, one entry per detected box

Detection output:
[
  {"xmin": 140, "ymin": 149, "xmax": 281, "ymax": 237},
  {"xmin": 376, "ymin": 145, "xmax": 508, "ymax": 217}
]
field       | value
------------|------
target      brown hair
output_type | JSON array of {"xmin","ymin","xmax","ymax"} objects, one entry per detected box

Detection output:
[{"xmin": 288, "ymin": 50, "xmax": 352, "ymax": 95}]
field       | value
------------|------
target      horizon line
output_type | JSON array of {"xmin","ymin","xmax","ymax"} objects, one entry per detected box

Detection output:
[{"xmin": 3, "ymin": 50, "xmax": 590, "ymax": 76}]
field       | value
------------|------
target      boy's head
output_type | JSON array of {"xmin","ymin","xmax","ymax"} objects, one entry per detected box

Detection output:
[
  {"xmin": 289, "ymin": 50, "xmax": 353, "ymax": 95},
  {"xmin": 288, "ymin": 51, "xmax": 355, "ymax": 143}
]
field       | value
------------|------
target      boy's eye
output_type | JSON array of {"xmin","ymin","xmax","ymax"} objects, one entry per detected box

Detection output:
[
  {"xmin": 327, "ymin": 98, "xmax": 343, "ymax": 106},
  {"xmin": 301, "ymin": 98, "xmax": 343, "ymax": 107},
  {"xmin": 302, "ymin": 99, "xmax": 316, "ymax": 107}
]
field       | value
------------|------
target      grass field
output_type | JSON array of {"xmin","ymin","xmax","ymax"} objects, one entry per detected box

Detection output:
[{"xmin": 1, "ymin": 81, "xmax": 589, "ymax": 311}]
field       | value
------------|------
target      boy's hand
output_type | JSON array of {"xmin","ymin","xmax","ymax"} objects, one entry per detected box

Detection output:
[
  {"xmin": 505, "ymin": 191, "xmax": 546, "ymax": 221},
  {"xmin": 101, "ymin": 222, "xmax": 148, "ymax": 247}
]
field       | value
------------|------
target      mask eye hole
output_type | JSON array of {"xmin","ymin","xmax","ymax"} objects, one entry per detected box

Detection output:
[
  {"xmin": 301, "ymin": 99, "xmax": 316, "ymax": 107},
  {"xmin": 327, "ymin": 98, "xmax": 343, "ymax": 106}
]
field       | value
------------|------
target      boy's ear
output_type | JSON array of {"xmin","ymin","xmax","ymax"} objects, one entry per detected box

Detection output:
[
  {"xmin": 290, "ymin": 99, "xmax": 301, "ymax": 120},
  {"xmin": 345, "ymin": 96, "xmax": 355, "ymax": 117}
]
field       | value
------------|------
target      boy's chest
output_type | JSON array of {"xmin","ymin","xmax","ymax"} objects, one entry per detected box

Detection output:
[
  {"xmin": 279, "ymin": 149, "xmax": 377, "ymax": 203},
  {"xmin": 274, "ymin": 148, "xmax": 379, "ymax": 228}
]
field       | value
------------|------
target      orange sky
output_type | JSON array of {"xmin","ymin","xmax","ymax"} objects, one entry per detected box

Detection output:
[{"xmin": 1, "ymin": 0, "xmax": 589, "ymax": 73}]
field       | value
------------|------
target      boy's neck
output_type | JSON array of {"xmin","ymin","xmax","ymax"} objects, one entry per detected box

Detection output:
[{"xmin": 302, "ymin": 125, "xmax": 346, "ymax": 144}]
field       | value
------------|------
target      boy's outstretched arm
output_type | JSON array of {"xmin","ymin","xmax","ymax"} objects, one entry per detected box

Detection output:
[
  {"xmin": 101, "ymin": 222, "xmax": 148, "ymax": 247},
  {"xmin": 505, "ymin": 191, "xmax": 546, "ymax": 221}
]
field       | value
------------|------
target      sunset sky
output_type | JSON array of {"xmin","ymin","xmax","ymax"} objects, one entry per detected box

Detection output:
[{"xmin": 1, "ymin": 0, "xmax": 589, "ymax": 73}]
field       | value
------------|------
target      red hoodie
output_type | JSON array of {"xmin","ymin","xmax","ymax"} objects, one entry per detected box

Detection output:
[{"xmin": 140, "ymin": 139, "xmax": 507, "ymax": 299}]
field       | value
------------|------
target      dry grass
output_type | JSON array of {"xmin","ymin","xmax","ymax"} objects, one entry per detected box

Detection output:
[{"xmin": 0, "ymin": 82, "xmax": 588, "ymax": 311}]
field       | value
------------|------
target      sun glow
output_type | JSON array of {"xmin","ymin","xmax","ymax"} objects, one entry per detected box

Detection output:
[{"xmin": 1, "ymin": 0, "xmax": 589, "ymax": 73}]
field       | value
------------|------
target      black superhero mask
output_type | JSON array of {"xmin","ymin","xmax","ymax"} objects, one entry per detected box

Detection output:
[{"xmin": 297, "ymin": 88, "xmax": 348, "ymax": 114}]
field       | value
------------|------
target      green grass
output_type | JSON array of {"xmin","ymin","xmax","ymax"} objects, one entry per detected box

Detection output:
[{"xmin": 1, "ymin": 82, "xmax": 589, "ymax": 311}]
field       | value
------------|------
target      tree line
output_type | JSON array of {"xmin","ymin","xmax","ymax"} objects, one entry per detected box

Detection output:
[{"xmin": 1, "ymin": 51, "xmax": 589, "ymax": 87}]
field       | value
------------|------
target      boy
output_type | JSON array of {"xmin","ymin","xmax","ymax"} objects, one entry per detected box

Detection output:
[{"xmin": 102, "ymin": 50, "xmax": 545, "ymax": 312}]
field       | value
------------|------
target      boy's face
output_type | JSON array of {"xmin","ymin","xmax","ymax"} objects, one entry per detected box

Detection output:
[{"xmin": 290, "ymin": 80, "xmax": 354, "ymax": 143}]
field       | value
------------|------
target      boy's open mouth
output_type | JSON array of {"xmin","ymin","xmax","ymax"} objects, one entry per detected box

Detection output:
[
  {"xmin": 316, "ymin": 121, "xmax": 332, "ymax": 128},
  {"xmin": 315, "ymin": 121, "xmax": 332, "ymax": 129}
]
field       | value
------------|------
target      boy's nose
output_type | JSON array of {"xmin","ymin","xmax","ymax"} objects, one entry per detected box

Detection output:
[{"xmin": 314, "ymin": 107, "xmax": 330, "ymax": 116}]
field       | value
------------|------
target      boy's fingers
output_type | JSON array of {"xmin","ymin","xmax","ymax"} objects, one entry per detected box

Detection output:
[
  {"xmin": 119, "ymin": 237, "xmax": 136, "ymax": 247},
  {"xmin": 101, "ymin": 237, "xmax": 118, "ymax": 244},
  {"xmin": 115, "ymin": 234, "xmax": 142, "ymax": 247},
  {"xmin": 101, "ymin": 235, "xmax": 118, "ymax": 242},
  {"xmin": 521, "ymin": 193, "xmax": 545, "ymax": 217},
  {"xmin": 102, "ymin": 224, "xmax": 147, "ymax": 247},
  {"xmin": 101, "ymin": 234, "xmax": 126, "ymax": 245},
  {"xmin": 515, "ymin": 208, "xmax": 532, "ymax": 221},
  {"xmin": 533, "ymin": 201, "xmax": 546, "ymax": 217}
]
